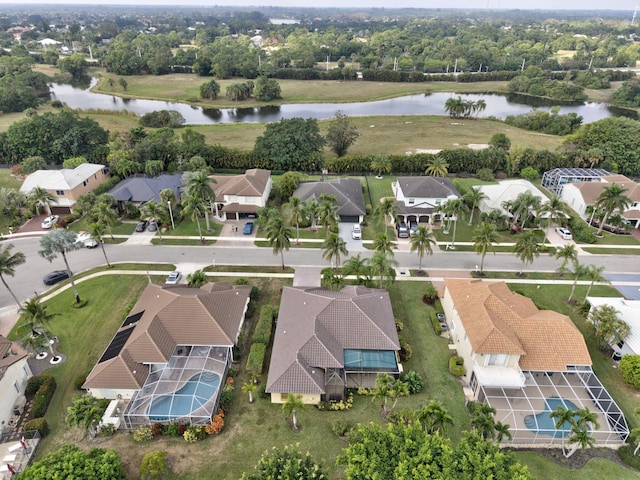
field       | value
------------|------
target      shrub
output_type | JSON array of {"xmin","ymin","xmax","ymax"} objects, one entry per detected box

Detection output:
[
  {"xmin": 395, "ymin": 318, "xmax": 404, "ymax": 332},
  {"xmin": 151, "ymin": 422, "xmax": 163, "ymax": 438},
  {"xmin": 26, "ymin": 374, "xmax": 53, "ymax": 395},
  {"xmin": 140, "ymin": 450, "xmax": 169, "ymax": 480},
  {"xmin": 449, "ymin": 356, "xmax": 465, "ymax": 377},
  {"xmin": 519, "ymin": 166, "xmax": 539, "ymax": 181},
  {"xmin": 430, "ymin": 310, "xmax": 442, "ymax": 336},
  {"xmin": 475, "ymin": 167, "xmax": 495, "ymax": 182},
  {"xmin": 24, "ymin": 417, "xmax": 49, "ymax": 437},
  {"xmin": 219, "ymin": 390, "xmax": 234, "ymax": 411},
  {"xmin": 73, "ymin": 371, "xmax": 89, "ymax": 390},
  {"xmin": 163, "ymin": 423, "xmax": 180, "ymax": 436},
  {"xmin": 399, "ymin": 338, "xmax": 412, "ymax": 362},
  {"xmin": 331, "ymin": 419, "xmax": 351, "ymax": 437},
  {"xmin": 183, "ymin": 425, "xmax": 206, "ymax": 443},
  {"xmin": 423, "ymin": 285, "xmax": 438, "ymax": 304},
  {"xmin": 400, "ymin": 370, "xmax": 424, "ymax": 394},
  {"xmin": 97, "ymin": 423, "xmax": 116, "ymax": 436},
  {"xmin": 253, "ymin": 305, "xmax": 274, "ymax": 345},
  {"xmin": 133, "ymin": 425, "xmax": 154, "ymax": 443},
  {"xmin": 618, "ymin": 444, "xmax": 640, "ymax": 470},
  {"xmin": 246, "ymin": 343, "xmax": 267, "ymax": 374},
  {"xmin": 620, "ymin": 355, "xmax": 640, "ymax": 390},
  {"xmin": 317, "ymin": 393, "xmax": 354, "ymax": 411},
  {"xmin": 32, "ymin": 376, "xmax": 56, "ymax": 418},
  {"xmin": 235, "ymin": 278, "xmax": 249, "ymax": 285},
  {"xmin": 205, "ymin": 410, "xmax": 225, "ymax": 435}
]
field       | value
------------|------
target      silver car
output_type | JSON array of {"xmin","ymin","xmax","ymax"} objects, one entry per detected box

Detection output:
[{"xmin": 165, "ymin": 271, "xmax": 182, "ymax": 285}]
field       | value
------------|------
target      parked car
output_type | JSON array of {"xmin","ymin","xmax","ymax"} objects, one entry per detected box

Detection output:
[
  {"xmin": 148, "ymin": 221, "xmax": 158, "ymax": 232},
  {"xmin": 165, "ymin": 271, "xmax": 182, "ymax": 285},
  {"xmin": 243, "ymin": 222, "xmax": 254, "ymax": 235},
  {"xmin": 41, "ymin": 215, "xmax": 59, "ymax": 229},
  {"xmin": 396, "ymin": 222, "xmax": 409, "ymax": 238},
  {"xmin": 555, "ymin": 227, "xmax": 572, "ymax": 240},
  {"xmin": 409, "ymin": 221, "xmax": 418, "ymax": 235},
  {"xmin": 43, "ymin": 270, "xmax": 69, "ymax": 285},
  {"xmin": 76, "ymin": 232, "xmax": 98, "ymax": 248},
  {"xmin": 135, "ymin": 220, "xmax": 148, "ymax": 232},
  {"xmin": 351, "ymin": 224, "xmax": 362, "ymax": 240}
]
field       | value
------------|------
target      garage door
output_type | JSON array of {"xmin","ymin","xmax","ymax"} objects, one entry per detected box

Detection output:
[{"xmin": 340, "ymin": 216, "xmax": 359, "ymax": 223}]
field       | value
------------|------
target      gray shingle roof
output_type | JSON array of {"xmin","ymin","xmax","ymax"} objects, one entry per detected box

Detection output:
[
  {"xmin": 109, "ymin": 174, "xmax": 183, "ymax": 204},
  {"xmin": 266, "ymin": 286, "xmax": 400, "ymax": 395},
  {"xmin": 396, "ymin": 176, "xmax": 460, "ymax": 199},
  {"xmin": 293, "ymin": 178, "xmax": 366, "ymax": 217}
]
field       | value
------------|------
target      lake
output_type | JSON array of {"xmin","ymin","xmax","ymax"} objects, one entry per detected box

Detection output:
[{"xmin": 50, "ymin": 80, "xmax": 634, "ymax": 126}]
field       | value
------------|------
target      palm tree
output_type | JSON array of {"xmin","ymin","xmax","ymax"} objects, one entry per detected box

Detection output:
[
  {"xmin": 28, "ymin": 186, "xmax": 55, "ymax": 216},
  {"xmin": 367, "ymin": 251, "xmax": 397, "ymax": 289},
  {"xmin": 39, "ymin": 229, "xmax": 83, "ymax": 304},
  {"xmin": 182, "ymin": 193, "xmax": 207, "ymax": 243},
  {"xmin": 464, "ymin": 187, "xmax": 486, "ymax": 226},
  {"xmin": 567, "ymin": 425, "xmax": 595, "ymax": 457},
  {"xmin": 286, "ymin": 196, "xmax": 306, "ymax": 245},
  {"xmin": 159, "ymin": 188, "xmax": 177, "ymax": 207},
  {"xmin": 584, "ymin": 264, "xmax": 608, "ymax": 299},
  {"xmin": 89, "ymin": 223, "xmax": 111, "ymax": 268},
  {"xmin": 282, "ymin": 393, "xmax": 304, "ymax": 429},
  {"xmin": 568, "ymin": 262, "xmax": 590, "ymax": 302},
  {"xmin": 305, "ymin": 199, "xmax": 320, "ymax": 232},
  {"xmin": 588, "ymin": 304, "xmax": 630, "ymax": 351},
  {"xmin": 512, "ymin": 192, "xmax": 541, "ymax": 229},
  {"xmin": 317, "ymin": 196, "xmax": 338, "ymax": 238},
  {"xmin": 467, "ymin": 401, "xmax": 497, "ymax": 440},
  {"xmin": 19, "ymin": 296, "xmax": 58, "ymax": 355},
  {"xmin": 387, "ymin": 379, "xmax": 409, "ymax": 412},
  {"xmin": 554, "ymin": 244, "xmax": 578, "ymax": 274},
  {"xmin": 538, "ymin": 195, "xmax": 569, "ymax": 242},
  {"xmin": 141, "ymin": 201, "xmax": 168, "ymax": 241},
  {"xmin": 550, "ymin": 405, "xmax": 577, "ymax": 457},
  {"xmin": 187, "ymin": 269, "xmax": 207, "ymax": 288},
  {"xmin": 92, "ymin": 202, "xmax": 118, "ymax": 240},
  {"xmin": 494, "ymin": 421, "xmax": 512, "ymax": 444},
  {"xmin": 370, "ymin": 155, "xmax": 392, "ymax": 178},
  {"xmin": 472, "ymin": 222, "xmax": 498, "ymax": 274},
  {"xmin": 187, "ymin": 170, "xmax": 216, "ymax": 232},
  {"xmin": 372, "ymin": 233, "xmax": 395, "ymax": 255},
  {"xmin": 474, "ymin": 99, "xmax": 487, "ymax": 117},
  {"xmin": 342, "ymin": 253, "xmax": 370, "ymax": 286},
  {"xmin": 66, "ymin": 395, "xmax": 105, "ymax": 431},
  {"xmin": 242, "ymin": 382, "xmax": 257, "ymax": 403},
  {"xmin": 513, "ymin": 231, "xmax": 539, "ymax": 276},
  {"xmin": 372, "ymin": 373, "xmax": 395, "ymax": 413},
  {"xmin": 594, "ymin": 184, "xmax": 631, "ymax": 236},
  {"xmin": 374, "ymin": 197, "xmax": 397, "ymax": 235},
  {"xmin": 410, "ymin": 226, "xmax": 436, "ymax": 273},
  {"xmin": 322, "ymin": 233, "xmax": 348, "ymax": 268},
  {"xmin": 443, "ymin": 198, "xmax": 468, "ymax": 249},
  {"xmin": 425, "ymin": 156, "xmax": 449, "ymax": 177},
  {"xmin": 0, "ymin": 243, "xmax": 26, "ymax": 306},
  {"xmin": 481, "ymin": 208, "xmax": 509, "ymax": 230},
  {"xmin": 416, "ymin": 400, "xmax": 454, "ymax": 435},
  {"xmin": 265, "ymin": 213, "xmax": 292, "ymax": 270}
]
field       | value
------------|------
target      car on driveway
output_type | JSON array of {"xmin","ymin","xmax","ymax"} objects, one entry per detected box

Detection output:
[
  {"xmin": 555, "ymin": 227, "xmax": 572, "ymax": 240},
  {"xmin": 165, "ymin": 271, "xmax": 182, "ymax": 285},
  {"xmin": 43, "ymin": 270, "xmax": 69, "ymax": 285},
  {"xmin": 148, "ymin": 221, "xmax": 158, "ymax": 232},
  {"xmin": 76, "ymin": 232, "xmax": 98, "ymax": 248},
  {"xmin": 41, "ymin": 215, "xmax": 59, "ymax": 229},
  {"xmin": 351, "ymin": 224, "xmax": 362, "ymax": 240},
  {"xmin": 409, "ymin": 221, "xmax": 419, "ymax": 236},
  {"xmin": 135, "ymin": 220, "xmax": 148, "ymax": 232},
  {"xmin": 243, "ymin": 222, "xmax": 254, "ymax": 235}
]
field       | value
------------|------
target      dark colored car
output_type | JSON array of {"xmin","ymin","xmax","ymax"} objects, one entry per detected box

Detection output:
[
  {"xmin": 243, "ymin": 222, "xmax": 254, "ymax": 235},
  {"xmin": 135, "ymin": 220, "xmax": 148, "ymax": 232},
  {"xmin": 43, "ymin": 270, "xmax": 69, "ymax": 285}
]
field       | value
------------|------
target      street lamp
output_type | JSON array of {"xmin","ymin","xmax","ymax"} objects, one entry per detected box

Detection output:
[{"xmin": 167, "ymin": 201, "xmax": 175, "ymax": 229}]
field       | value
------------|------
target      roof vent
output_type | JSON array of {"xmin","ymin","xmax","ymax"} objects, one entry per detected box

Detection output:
[{"xmin": 283, "ymin": 330, "xmax": 286, "ymax": 334}]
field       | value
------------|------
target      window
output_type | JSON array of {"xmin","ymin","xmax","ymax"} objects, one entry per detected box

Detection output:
[
  {"xmin": 486, "ymin": 354, "xmax": 509, "ymax": 367},
  {"xmin": 435, "ymin": 199, "xmax": 442, "ymax": 205},
  {"xmin": 13, "ymin": 381, "xmax": 19, "ymax": 393},
  {"xmin": 82, "ymin": 180, "xmax": 88, "ymax": 186},
  {"xmin": 408, "ymin": 198, "xmax": 415, "ymax": 205},
  {"xmin": 56, "ymin": 190, "xmax": 65, "ymax": 195}
]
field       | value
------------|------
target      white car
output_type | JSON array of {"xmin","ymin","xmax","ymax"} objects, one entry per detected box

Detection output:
[
  {"xmin": 165, "ymin": 271, "xmax": 182, "ymax": 285},
  {"xmin": 351, "ymin": 224, "xmax": 362, "ymax": 240},
  {"xmin": 76, "ymin": 232, "xmax": 99, "ymax": 249},
  {"xmin": 555, "ymin": 227, "xmax": 572, "ymax": 240},
  {"xmin": 41, "ymin": 215, "xmax": 59, "ymax": 229}
]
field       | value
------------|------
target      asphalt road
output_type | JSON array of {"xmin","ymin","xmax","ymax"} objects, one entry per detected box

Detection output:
[{"xmin": 2, "ymin": 236, "xmax": 640, "ymax": 309}]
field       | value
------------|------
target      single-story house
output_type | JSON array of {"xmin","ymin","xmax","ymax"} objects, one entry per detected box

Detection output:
[
  {"xmin": 109, "ymin": 174, "xmax": 182, "ymax": 210},
  {"xmin": 0, "ymin": 336, "xmax": 31, "ymax": 431},
  {"xmin": 19, "ymin": 163, "xmax": 109, "ymax": 214},
  {"xmin": 266, "ymin": 286, "xmax": 400, "ymax": 405},
  {"xmin": 541, "ymin": 168, "xmax": 611, "ymax": 195},
  {"xmin": 83, "ymin": 282, "xmax": 250, "ymax": 428},
  {"xmin": 476, "ymin": 179, "xmax": 549, "ymax": 218},
  {"xmin": 391, "ymin": 176, "xmax": 460, "ymax": 225},
  {"xmin": 561, "ymin": 175, "xmax": 640, "ymax": 229},
  {"xmin": 209, "ymin": 169, "xmax": 271, "ymax": 221},
  {"xmin": 586, "ymin": 296, "xmax": 640, "ymax": 357},
  {"xmin": 292, "ymin": 178, "xmax": 366, "ymax": 223},
  {"xmin": 442, "ymin": 279, "xmax": 628, "ymax": 445}
]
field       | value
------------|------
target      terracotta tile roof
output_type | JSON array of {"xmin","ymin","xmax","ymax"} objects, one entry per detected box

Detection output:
[
  {"xmin": 444, "ymin": 279, "xmax": 591, "ymax": 371},
  {"xmin": 210, "ymin": 169, "xmax": 271, "ymax": 197},
  {"xmin": 84, "ymin": 282, "xmax": 250, "ymax": 391},
  {"xmin": 0, "ymin": 335, "xmax": 28, "ymax": 382},
  {"xmin": 574, "ymin": 175, "xmax": 640, "ymax": 205},
  {"xmin": 266, "ymin": 286, "xmax": 400, "ymax": 395}
]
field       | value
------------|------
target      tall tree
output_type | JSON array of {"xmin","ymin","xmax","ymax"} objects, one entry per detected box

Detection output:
[
  {"xmin": 513, "ymin": 231, "xmax": 539, "ymax": 276},
  {"xmin": 181, "ymin": 193, "xmax": 206, "ymax": 242},
  {"xmin": 416, "ymin": 400, "xmax": 453, "ymax": 435},
  {"xmin": 409, "ymin": 226, "xmax": 436, "ymax": 273},
  {"xmin": 554, "ymin": 244, "xmax": 578, "ymax": 274},
  {"xmin": 265, "ymin": 213, "xmax": 292, "ymax": 270},
  {"xmin": 326, "ymin": 111, "xmax": 359, "ymax": 157},
  {"xmin": 39, "ymin": 229, "xmax": 83, "ymax": 303},
  {"xmin": 472, "ymin": 222, "xmax": 498, "ymax": 274},
  {"xmin": 538, "ymin": 195, "xmax": 569, "ymax": 241},
  {"xmin": 0, "ymin": 243, "xmax": 26, "ymax": 306},
  {"xmin": 568, "ymin": 262, "xmax": 590, "ymax": 302},
  {"xmin": 367, "ymin": 251, "xmax": 397, "ymax": 289},
  {"xmin": 285, "ymin": 196, "xmax": 306, "ymax": 245},
  {"xmin": 443, "ymin": 198, "xmax": 468, "ymax": 249},
  {"xmin": 464, "ymin": 187, "xmax": 486, "ymax": 226},
  {"xmin": 370, "ymin": 155, "xmax": 392, "ymax": 178},
  {"xmin": 588, "ymin": 304, "xmax": 630, "ymax": 351},
  {"xmin": 317, "ymin": 195, "xmax": 338, "ymax": 237},
  {"xmin": 425, "ymin": 156, "xmax": 449, "ymax": 177},
  {"xmin": 141, "ymin": 201, "xmax": 168, "ymax": 241},
  {"xmin": 322, "ymin": 233, "xmax": 348, "ymax": 268},
  {"xmin": 19, "ymin": 296, "xmax": 58, "ymax": 355},
  {"xmin": 584, "ymin": 264, "xmax": 608, "ymax": 299},
  {"xmin": 186, "ymin": 170, "xmax": 216, "ymax": 232},
  {"xmin": 549, "ymin": 405, "xmax": 578, "ymax": 458},
  {"xmin": 342, "ymin": 253, "xmax": 370, "ymax": 286},
  {"xmin": 374, "ymin": 197, "xmax": 397, "ymax": 235},
  {"xmin": 28, "ymin": 186, "xmax": 55, "ymax": 216},
  {"xmin": 305, "ymin": 199, "xmax": 320, "ymax": 232},
  {"xmin": 594, "ymin": 183, "xmax": 631, "ymax": 236},
  {"xmin": 372, "ymin": 233, "xmax": 395, "ymax": 256},
  {"xmin": 91, "ymin": 202, "xmax": 118, "ymax": 240},
  {"xmin": 282, "ymin": 393, "xmax": 304, "ymax": 430},
  {"xmin": 89, "ymin": 223, "xmax": 111, "ymax": 268}
]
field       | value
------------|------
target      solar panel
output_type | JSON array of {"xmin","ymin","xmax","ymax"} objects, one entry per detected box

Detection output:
[
  {"xmin": 99, "ymin": 326, "xmax": 136, "ymax": 363},
  {"xmin": 122, "ymin": 311, "xmax": 144, "ymax": 328}
]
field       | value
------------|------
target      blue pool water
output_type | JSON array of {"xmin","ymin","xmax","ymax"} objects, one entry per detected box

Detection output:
[
  {"xmin": 524, "ymin": 397, "xmax": 580, "ymax": 438},
  {"xmin": 148, "ymin": 371, "xmax": 221, "ymax": 421}
]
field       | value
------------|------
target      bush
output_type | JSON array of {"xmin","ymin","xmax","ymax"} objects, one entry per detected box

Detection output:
[
  {"xmin": 246, "ymin": 343, "xmax": 267, "ymax": 374},
  {"xmin": 519, "ymin": 166, "xmax": 539, "ymax": 181},
  {"xmin": 475, "ymin": 168, "xmax": 495, "ymax": 182},
  {"xmin": 618, "ymin": 444, "xmax": 640, "ymax": 470},
  {"xmin": 151, "ymin": 422, "xmax": 163, "ymax": 438},
  {"xmin": 26, "ymin": 374, "xmax": 53, "ymax": 395},
  {"xmin": 395, "ymin": 318, "xmax": 404, "ymax": 332},
  {"xmin": 620, "ymin": 355, "xmax": 640, "ymax": 390},
  {"xmin": 163, "ymin": 423, "xmax": 180, "ymax": 436},
  {"xmin": 449, "ymin": 356, "xmax": 465, "ymax": 377},
  {"xmin": 399, "ymin": 338, "xmax": 412, "ymax": 362},
  {"xmin": 252, "ymin": 305, "xmax": 274, "ymax": 345},
  {"xmin": 133, "ymin": 425, "xmax": 154, "ymax": 443},
  {"xmin": 140, "ymin": 450, "xmax": 169, "ymax": 480},
  {"xmin": 32, "ymin": 376, "xmax": 56, "ymax": 418},
  {"xmin": 24, "ymin": 417, "xmax": 49, "ymax": 437},
  {"xmin": 183, "ymin": 425, "xmax": 206, "ymax": 443},
  {"xmin": 430, "ymin": 310, "xmax": 442, "ymax": 336},
  {"xmin": 331, "ymin": 419, "xmax": 351, "ymax": 437},
  {"xmin": 400, "ymin": 370, "xmax": 424, "ymax": 394},
  {"xmin": 235, "ymin": 278, "xmax": 249, "ymax": 285},
  {"xmin": 73, "ymin": 371, "xmax": 89, "ymax": 390},
  {"xmin": 219, "ymin": 390, "xmax": 234, "ymax": 411},
  {"xmin": 205, "ymin": 410, "xmax": 225, "ymax": 435}
]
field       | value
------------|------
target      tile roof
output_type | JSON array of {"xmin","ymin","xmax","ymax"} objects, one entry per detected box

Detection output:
[
  {"xmin": 0, "ymin": 336, "xmax": 28, "ymax": 382},
  {"xmin": 293, "ymin": 178, "xmax": 366, "ymax": 217},
  {"xmin": 210, "ymin": 169, "xmax": 271, "ymax": 197},
  {"xmin": 573, "ymin": 175, "xmax": 640, "ymax": 205},
  {"xmin": 20, "ymin": 164, "xmax": 106, "ymax": 193},
  {"xmin": 395, "ymin": 176, "xmax": 460, "ymax": 199},
  {"xmin": 444, "ymin": 279, "xmax": 591, "ymax": 371},
  {"xmin": 266, "ymin": 286, "xmax": 400, "ymax": 395},
  {"xmin": 84, "ymin": 282, "xmax": 250, "ymax": 390},
  {"xmin": 109, "ymin": 174, "xmax": 183, "ymax": 203}
]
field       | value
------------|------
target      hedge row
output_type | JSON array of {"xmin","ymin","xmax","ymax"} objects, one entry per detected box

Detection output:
[
  {"xmin": 246, "ymin": 343, "xmax": 267, "ymax": 375},
  {"xmin": 24, "ymin": 417, "xmax": 49, "ymax": 437},
  {"xmin": 26, "ymin": 374, "xmax": 53, "ymax": 396},
  {"xmin": 31, "ymin": 375, "xmax": 57, "ymax": 419},
  {"xmin": 252, "ymin": 305, "xmax": 274, "ymax": 345},
  {"xmin": 430, "ymin": 310, "xmax": 442, "ymax": 336}
]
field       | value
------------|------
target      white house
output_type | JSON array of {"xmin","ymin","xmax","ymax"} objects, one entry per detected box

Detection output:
[
  {"xmin": 209, "ymin": 169, "xmax": 271, "ymax": 221},
  {"xmin": 0, "ymin": 336, "xmax": 31, "ymax": 432},
  {"xmin": 476, "ymin": 179, "xmax": 549, "ymax": 217},
  {"xmin": 586, "ymin": 296, "xmax": 640, "ymax": 357},
  {"xmin": 391, "ymin": 176, "xmax": 460, "ymax": 225}
]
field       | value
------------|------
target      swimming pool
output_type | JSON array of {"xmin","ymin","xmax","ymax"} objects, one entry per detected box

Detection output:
[
  {"xmin": 524, "ymin": 397, "xmax": 580, "ymax": 438},
  {"xmin": 148, "ymin": 371, "xmax": 221, "ymax": 421}
]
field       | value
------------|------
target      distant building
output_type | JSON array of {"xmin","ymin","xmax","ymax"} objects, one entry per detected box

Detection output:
[
  {"xmin": 541, "ymin": 168, "xmax": 610, "ymax": 195},
  {"xmin": 476, "ymin": 179, "xmax": 550, "ymax": 218}
]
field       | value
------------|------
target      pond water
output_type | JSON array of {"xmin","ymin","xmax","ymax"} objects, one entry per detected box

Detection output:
[{"xmin": 49, "ymin": 79, "xmax": 635, "ymax": 126}]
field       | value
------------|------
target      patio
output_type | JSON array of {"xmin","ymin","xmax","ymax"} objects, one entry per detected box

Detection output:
[{"xmin": 0, "ymin": 432, "xmax": 40, "ymax": 478}]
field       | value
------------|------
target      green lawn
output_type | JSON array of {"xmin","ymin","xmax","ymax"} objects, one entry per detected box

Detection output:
[
  {"xmin": 0, "ymin": 168, "xmax": 23, "ymax": 233},
  {"xmin": 164, "ymin": 217, "xmax": 221, "ymax": 237},
  {"xmin": 582, "ymin": 247, "xmax": 640, "ymax": 255},
  {"xmin": 513, "ymin": 451, "xmax": 640, "ymax": 480}
]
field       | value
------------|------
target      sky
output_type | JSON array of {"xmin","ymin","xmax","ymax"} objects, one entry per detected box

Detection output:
[{"xmin": 3, "ymin": 0, "xmax": 639, "ymax": 11}]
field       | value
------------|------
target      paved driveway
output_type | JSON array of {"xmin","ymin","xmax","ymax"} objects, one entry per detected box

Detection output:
[{"xmin": 338, "ymin": 222, "xmax": 364, "ymax": 252}]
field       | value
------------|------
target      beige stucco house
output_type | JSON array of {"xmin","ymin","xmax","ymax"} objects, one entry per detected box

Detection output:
[
  {"xmin": 391, "ymin": 176, "xmax": 460, "ymax": 225},
  {"xmin": 0, "ymin": 336, "xmax": 31, "ymax": 432},
  {"xmin": 209, "ymin": 169, "xmax": 271, "ymax": 221}
]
